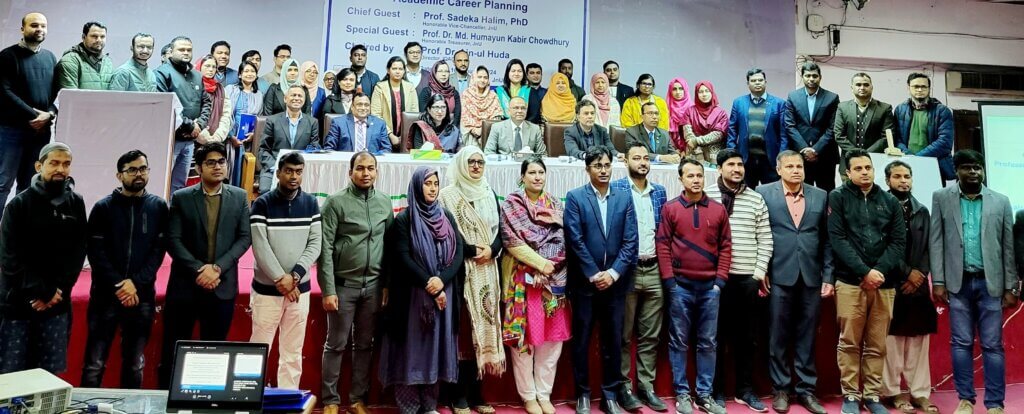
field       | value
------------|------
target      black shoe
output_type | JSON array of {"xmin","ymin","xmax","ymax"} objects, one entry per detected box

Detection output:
[
  {"xmin": 771, "ymin": 391, "xmax": 789, "ymax": 413},
  {"xmin": 796, "ymin": 394, "xmax": 826, "ymax": 414},
  {"xmin": 601, "ymin": 399, "xmax": 625, "ymax": 414},
  {"xmin": 576, "ymin": 394, "xmax": 592, "ymax": 414},
  {"xmin": 618, "ymin": 388, "xmax": 643, "ymax": 412},
  {"xmin": 638, "ymin": 387, "xmax": 669, "ymax": 412},
  {"xmin": 711, "ymin": 393, "xmax": 726, "ymax": 409}
]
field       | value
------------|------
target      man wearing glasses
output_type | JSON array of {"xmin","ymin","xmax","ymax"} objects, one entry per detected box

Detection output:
[
  {"xmin": 484, "ymin": 96, "xmax": 545, "ymax": 155},
  {"xmin": 893, "ymin": 73, "xmax": 955, "ymax": 181},
  {"xmin": 80, "ymin": 150, "xmax": 168, "ymax": 388},
  {"xmin": 158, "ymin": 142, "xmax": 252, "ymax": 388}
]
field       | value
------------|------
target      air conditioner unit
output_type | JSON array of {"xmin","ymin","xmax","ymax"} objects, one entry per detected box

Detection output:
[
  {"xmin": 946, "ymin": 71, "xmax": 1024, "ymax": 96},
  {"xmin": 0, "ymin": 369, "xmax": 72, "ymax": 414}
]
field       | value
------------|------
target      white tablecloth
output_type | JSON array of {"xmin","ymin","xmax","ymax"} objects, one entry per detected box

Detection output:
[{"xmin": 281, "ymin": 152, "xmax": 719, "ymax": 208}]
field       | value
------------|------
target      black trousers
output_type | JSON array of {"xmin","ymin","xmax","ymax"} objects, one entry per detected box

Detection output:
[
  {"xmin": 804, "ymin": 157, "xmax": 837, "ymax": 191},
  {"xmin": 744, "ymin": 154, "xmax": 780, "ymax": 189},
  {"xmin": 571, "ymin": 291, "xmax": 626, "ymax": 401},
  {"xmin": 158, "ymin": 290, "xmax": 236, "ymax": 389},
  {"xmin": 713, "ymin": 274, "xmax": 762, "ymax": 397},
  {"xmin": 80, "ymin": 300, "xmax": 155, "ymax": 388}
]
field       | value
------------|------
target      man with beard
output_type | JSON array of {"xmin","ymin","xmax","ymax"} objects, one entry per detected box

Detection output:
[
  {"xmin": 56, "ymin": 21, "xmax": 113, "ymax": 90},
  {"xmin": 249, "ymin": 151, "xmax": 322, "ymax": 390},
  {"xmin": 611, "ymin": 143, "xmax": 668, "ymax": 412},
  {"xmin": 453, "ymin": 49, "xmax": 471, "ymax": 93},
  {"xmin": 347, "ymin": 44, "xmax": 379, "ymax": 95},
  {"xmin": 159, "ymin": 142, "xmax": 251, "ymax": 388},
  {"xmin": 0, "ymin": 12, "xmax": 58, "ymax": 211},
  {"xmin": 833, "ymin": 73, "xmax": 895, "ymax": 180},
  {"xmin": 527, "ymin": 62, "xmax": 547, "ymax": 100},
  {"xmin": 109, "ymin": 33, "xmax": 157, "ymax": 92},
  {"xmin": 558, "ymin": 58, "xmax": 585, "ymax": 102},
  {"xmin": 930, "ymin": 150, "xmax": 1018, "ymax": 414},
  {"xmin": 603, "ymin": 61, "xmax": 634, "ymax": 106},
  {"xmin": 155, "ymin": 36, "xmax": 212, "ymax": 194},
  {"xmin": 785, "ymin": 62, "xmax": 840, "ymax": 190},
  {"xmin": 0, "ymin": 142, "xmax": 87, "ymax": 374},
  {"xmin": 704, "ymin": 149, "xmax": 773, "ymax": 413},
  {"xmin": 893, "ymin": 73, "xmax": 955, "ymax": 181},
  {"xmin": 262, "ymin": 44, "xmax": 290, "ymax": 86},
  {"xmin": 80, "ymin": 150, "xmax": 168, "ymax": 388},
  {"xmin": 209, "ymin": 40, "xmax": 238, "ymax": 85}
]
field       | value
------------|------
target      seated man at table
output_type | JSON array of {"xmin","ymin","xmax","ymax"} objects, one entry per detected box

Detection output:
[
  {"xmin": 565, "ymin": 99, "xmax": 618, "ymax": 160},
  {"xmin": 323, "ymin": 93, "xmax": 390, "ymax": 153},
  {"xmin": 259, "ymin": 85, "xmax": 319, "ymax": 192},
  {"xmin": 484, "ymin": 96, "xmax": 546, "ymax": 155},
  {"xmin": 625, "ymin": 102, "xmax": 680, "ymax": 164}
]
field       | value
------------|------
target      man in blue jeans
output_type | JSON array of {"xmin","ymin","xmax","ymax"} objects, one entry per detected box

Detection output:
[
  {"xmin": 656, "ymin": 160, "xmax": 732, "ymax": 414},
  {"xmin": 930, "ymin": 150, "xmax": 1019, "ymax": 414}
]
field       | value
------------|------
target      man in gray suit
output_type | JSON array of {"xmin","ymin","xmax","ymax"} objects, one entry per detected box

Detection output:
[
  {"xmin": 1016, "ymin": 209, "xmax": 1024, "ymax": 279},
  {"xmin": 833, "ymin": 73, "xmax": 895, "ymax": 178},
  {"xmin": 625, "ymin": 102, "xmax": 679, "ymax": 164},
  {"xmin": 564, "ymin": 100, "xmax": 618, "ymax": 160},
  {"xmin": 259, "ymin": 85, "xmax": 319, "ymax": 192},
  {"xmin": 930, "ymin": 149, "xmax": 1019, "ymax": 414},
  {"xmin": 158, "ymin": 142, "xmax": 252, "ymax": 389},
  {"xmin": 785, "ymin": 62, "xmax": 840, "ymax": 191},
  {"xmin": 756, "ymin": 150, "xmax": 830, "ymax": 414},
  {"xmin": 484, "ymin": 96, "xmax": 545, "ymax": 155}
]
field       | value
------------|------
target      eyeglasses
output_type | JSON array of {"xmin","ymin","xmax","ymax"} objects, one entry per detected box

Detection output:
[
  {"xmin": 429, "ymin": 105, "xmax": 447, "ymax": 111},
  {"xmin": 122, "ymin": 166, "xmax": 150, "ymax": 176},
  {"xmin": 588, "ymin": 163, "xmax": 612, "ymax": 171},
  {"xmin": 468, "ymin": 159, "xmax": 485, "ymax": 166},
  {"xmin": 202, "ymin": 158, "xmax": 228, "ymax": 167}
]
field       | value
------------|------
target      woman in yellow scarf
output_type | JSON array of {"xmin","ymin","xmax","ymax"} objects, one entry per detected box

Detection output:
[{"xmin": 540, "ymin": 73, "xmax": 576, "ymax": 123}]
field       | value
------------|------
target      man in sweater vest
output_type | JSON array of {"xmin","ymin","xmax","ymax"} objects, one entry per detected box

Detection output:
[
  {"xmin": 657, "ymin": 159, "xmax": 732, "ymax": 414},
  {"xmin": 249, "ymin": 151, "xmax": 322, "ymax": 389},
  {"xmin": 726, "ymin": 68, "xmax": 787, "ymax": 189},
  {"xmin": 705, "ymin": 149, "xmax": 773, "ymax": 413}
]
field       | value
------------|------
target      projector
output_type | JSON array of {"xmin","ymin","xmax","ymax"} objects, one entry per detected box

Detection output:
[{"xmin": 0, "ymin": 369, "xmax": 72, "ymax": 414}]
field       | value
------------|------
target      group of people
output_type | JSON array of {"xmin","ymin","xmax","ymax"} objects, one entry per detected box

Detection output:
[{"xmin": 2, "ymin": 11, "xmax": 1024, "ymax": 414}]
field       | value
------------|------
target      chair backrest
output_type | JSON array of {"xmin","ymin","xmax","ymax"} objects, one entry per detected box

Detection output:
[
  {"xmin": 610, "ymin": 125, "xmax": 627, "ymax": 154},
  {"xmin": 251, "ymin": 116, "xmax": 268, "ymax": 166},
  {"xmin": 400, "ymin": 112, "xmax": 420, "ymax": 153},
  {"xmin": 323, "ymin": 113, "xmax": 342, "ymax": 144},
  {"xmin": 543, "ymin": 122, "xmax": 572, "ymax": 157},
  {"xmin": 479, "ymin": 119, "xmax": 496, "ymax": 150}
]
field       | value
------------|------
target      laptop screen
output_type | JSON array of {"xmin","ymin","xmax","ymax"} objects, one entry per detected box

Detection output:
[{"xmin": 167, "ymin": 341, "xmax": 268, "ymax": 411}]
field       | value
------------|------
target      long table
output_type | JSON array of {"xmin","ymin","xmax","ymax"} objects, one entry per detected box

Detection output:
[{"xmin": 280, "ymin": 152, "xmax": 718, "ymax": 206}]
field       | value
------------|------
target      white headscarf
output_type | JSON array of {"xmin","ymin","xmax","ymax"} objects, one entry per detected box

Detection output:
[{"xmin": 446, "ymin": 146, "xmax": 499, "ymax": 237}]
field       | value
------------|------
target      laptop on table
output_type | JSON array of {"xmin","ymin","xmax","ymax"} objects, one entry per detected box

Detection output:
[{"xmin": 167, "ymin": 341, "xmax": 269, "ymax": 414}]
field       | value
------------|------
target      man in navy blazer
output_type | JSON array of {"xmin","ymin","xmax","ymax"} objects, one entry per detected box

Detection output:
[
  {"xmin": 727, "ymin": 68, "xmax": 787, "ymax": 189},
  {"xmin": 323, "ymin": 94, "xmax": 391, "ymax": 153},
  {"xmin": 564, "ymin": 146, "xmax": 638, "ymax": 414},
  {"xmin": 785, "ymin": 62, "xmax": 840, "ymax": 191},
  {"xmin": 755, "ymin": 150, "xmax": 832, "ymax": 414}
]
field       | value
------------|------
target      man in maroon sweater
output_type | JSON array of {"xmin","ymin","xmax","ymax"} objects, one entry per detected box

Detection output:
[{"xmin": 657, "ymin": 159, "xmax": 732, "ymax": 414}]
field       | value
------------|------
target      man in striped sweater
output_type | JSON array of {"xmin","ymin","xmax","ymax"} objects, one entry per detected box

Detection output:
[
  {"xmin": 705, "ymin": 149, "xmax": 774, "ymax": 413},
  {"xmin": 249, "ymin": 151, "xmax": 322, "ymax": 389}
]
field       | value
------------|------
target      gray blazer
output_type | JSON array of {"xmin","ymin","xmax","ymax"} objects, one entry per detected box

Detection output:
[
  {"xmin": 484, "ymin": 119, "xmax": 545, "ymax": 155},
  {"xmin": 564, "ymin": 122, "xmax": 617, "ymax": 160},
  {"xmin": 167, "ymin": 184, "xmax": 253, "ymax": 301},
  {"xmin": 259, "ymin": 112, "xmax": 319, "ymax": 191},
  {"xmin": 929, "ymin": 185, "xmax": 1019, "ymax": 297},
  {"xmin": 1015, "ymin": 209, "xmax": 1024, "ymax": 277},
  {"xmin": 756, "ymin": 181, "xmax": 834, "ymax": 286},
  {"xmin": 625, "ymin": 124, "xmax": 677, "ymax": 155}
]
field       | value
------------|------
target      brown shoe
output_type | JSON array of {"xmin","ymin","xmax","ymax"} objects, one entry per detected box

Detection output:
[
  {"xmin": 911, "ymin": 396, "xmax": 939, "ymax": 414},
  {"xmin": 525, "ymin": 399, "xmax": 543, "ymax": 414},
  {"xmin": 323, "ymin": 404, "xmax": 339, "ymax": 414},
  {"xmin": 348, "ymin": 401, "xmax": 369, "ymax": 414},
  {"xmin": 539, "ymin": 400, "xmax": 557, "ymax": 414},
  {"xmin": 890, "ymin": 394, "xmax": 915, "ymax": 413}
]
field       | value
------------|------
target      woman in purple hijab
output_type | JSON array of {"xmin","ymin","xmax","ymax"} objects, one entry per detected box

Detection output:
[{"xmin": 380, "ymin": 166, "xmax": 465, "ymax": 414}]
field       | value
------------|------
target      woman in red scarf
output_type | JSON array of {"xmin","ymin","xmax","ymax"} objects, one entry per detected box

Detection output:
[
  {"xmin": 195, "ymin": 55, "xmax": 232, "ymax": 145},
  {"xmin": 666, "ymin": 77, "xmax": 693, "ymax": 152},
  {"xmin": 680, "ymin": 80, "xmax": 729, "ymax": 165}
]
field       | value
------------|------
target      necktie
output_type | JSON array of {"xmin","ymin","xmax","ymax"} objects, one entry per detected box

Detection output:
[
  {"xmin": 355, "ymin": 120, "xmax": 367, "ymax": 152},
  {"xmin": 514, "ymin": 126, "xmax": 522, "ymax": 151},
  {"xmin": 648, "ymin": 131, "xmax": 656, "ymax": 151}
]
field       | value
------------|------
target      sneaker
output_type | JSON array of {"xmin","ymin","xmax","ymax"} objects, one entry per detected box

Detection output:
[
  {"xmin": 735, "ymin": 392, "xmax": 768, "ymax": 412},
  {"xmin": 840, "ymin": 396, "xmax": 859, "ymax": 414},
  {"xmin": 675, "ymin": 395, "xmax": 694, "ymax": 414},
  {"xmin": 986, "ymin": 407, "xmax": 1005, "ymax": 414},
  {"xmin": 712, "ymin": 393, "xmax": 726, "ymax": 409},
  {"xmin": 863, "ymin": 397, "xmax": 887, "ymax": 414},
  {"xmin": 695, "ymin": 395, "xmax": 726, "ymax": 414}
]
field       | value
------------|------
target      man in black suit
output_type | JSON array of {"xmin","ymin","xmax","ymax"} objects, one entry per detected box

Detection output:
[
  {"xmin": 565, "ymin": 100, "xmax": 618, "ymax": 160},
  {"xmin": 158, "ymin": 142, "xmax": 252, "ymax": 388},
  {"xmin": 604, "ymin": 60, "xmax": 634, "ymax": 106},
  {"xmin": 833, "ymin": 73, "xmax": 896, "ymax": 178},
  {"xmin": 259, "ymin": 85, "xmax": 319, "ymax": 191},
  {"xmin": 755, "ymin": 150, "xmax": 831, "ymax": 414},
  {"xmin": 785, "ymin": 62, "xmax": 840, "ymax": 191}
]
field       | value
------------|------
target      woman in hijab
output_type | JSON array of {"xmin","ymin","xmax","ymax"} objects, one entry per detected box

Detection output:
[
  {"xmin": 323, "ymin": 68, "xmax": 357, "ymax": 115},
  {"xmin": 540, "ymin": 73, "xmax": 576, "ymax": 123},
  {"xmin": 322, "ymin": 71, "xmax": 336, "ymax": 97},
  {"xmin": 380, "ymin": 166, "xmax": 465, "ymax": 414},
  {"xmin": 581, "ymin": 73, "xmax": 620, "ymax": 128},
  {"xmin": 666, "ymin": 77, "xmax": 694, "ymax": 153},
  {"xmin": 299, "ymin": 61, "xmax": 327, "ymax": 118},
  {"xmin": 418, "ymin": 60, "xmax": 462, "ymax": 128},
  {"xmin": 224, "ymin": 60, "xmax": 264, "ymax": 185},
  {"xmin": 195, "ymin": 55, "xmax": 232, "ymax": 145},
  {"xmin": 681, "ymin": 80, "xmax": 729, "ymax": 165},
  {"xmin": 620, "ymin": 74, "xmax": 669, "ymax": 129},
  {"xmin": 262, "ymin": 58, "xmax": 310, "ymax": 115},
  {"xmin": 500, "ymin": 158, "xmax": 569, "ymax": 414},
  {"xmin": 460, "ymin": 66, "xmax": 502, "ymax": 148},
  {"xmin": 372, "ymin": 56, "xmax": 419, "ymax": 150},
  {"xmin": 411, "ymin": 94, "xmax": 461, "ymax": 153},
  {"xmin": 438, "ymin": 147, "xmax": 504, "ymax": 414}
]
